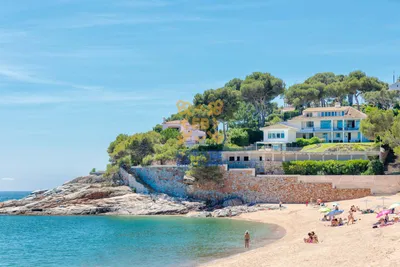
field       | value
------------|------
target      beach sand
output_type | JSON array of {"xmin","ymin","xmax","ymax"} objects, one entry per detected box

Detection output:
[{"xmin": 203, "ymin": 194, "xmax": 400, "ymax": 267}]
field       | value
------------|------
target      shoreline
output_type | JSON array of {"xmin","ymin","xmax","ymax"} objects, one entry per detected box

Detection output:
[{"xmin": 202, "ymin": 194, "xmax": 400, "ymax": 267}]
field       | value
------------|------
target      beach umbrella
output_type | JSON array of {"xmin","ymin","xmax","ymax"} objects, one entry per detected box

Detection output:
[
  {"xmin": 319, "ymin": 207, "xmax": 331, "ymax": 213},
  {"xmin": 332, "ymin": 202, "xmax": 339, "ymax": 206},
  {"xmin": 378, "ymin": 197, "xmax": 390, "ymax": 208},
  {"xmin": 326, "ymin": 210, "xmax": 344, "ymax": 217},
  {"xmin": 361, "ymin": 199, "xmax": 372, "ymax": 210},
  {"xmin": 389, "ymin": 202, "xmax": 400, "ymax": 210},
  {"xmin": 376, "ymin": 209, "xmax": 391, "ymax": 218}
]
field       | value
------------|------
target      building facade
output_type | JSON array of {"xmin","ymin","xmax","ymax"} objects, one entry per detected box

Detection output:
[
  {"xmin": 260, "ymin": 105, "xmax": 370, "ymax": 149},
  {"xmin": 389, "ymin": 81, "xmax": 400, "ymax": 91},
  {"xmin": 162, "ymin": 118, "xmax": 206, "ymax": 146}
]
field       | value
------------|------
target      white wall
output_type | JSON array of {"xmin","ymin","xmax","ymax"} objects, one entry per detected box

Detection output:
[{"xmin": 263, "ymin": 128, "xmax": 297, "ymax": 143}]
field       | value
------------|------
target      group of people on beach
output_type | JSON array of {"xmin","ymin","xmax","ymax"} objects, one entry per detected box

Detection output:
[{"xmin": 303, "ymin": 231, "xmax": 319, "ymax": 244}]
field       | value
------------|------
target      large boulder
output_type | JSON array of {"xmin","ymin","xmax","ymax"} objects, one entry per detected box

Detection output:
[
  {"xmin": 183, "ymin": 175, "xmax": 196, "ymax": 185},
  {"xmin": 222, "ymin": 198, "xmax": 243, "ymax": 207}
]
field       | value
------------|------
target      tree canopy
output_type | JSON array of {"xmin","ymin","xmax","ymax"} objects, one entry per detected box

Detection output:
[{"xmin": 240, "ymin": 72, "xmax": 284, "ymax": 127}]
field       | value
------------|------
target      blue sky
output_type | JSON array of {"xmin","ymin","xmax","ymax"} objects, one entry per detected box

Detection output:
[{"xmin": 1, "ymin": 0, "xmax": 399, "ymax": 191}]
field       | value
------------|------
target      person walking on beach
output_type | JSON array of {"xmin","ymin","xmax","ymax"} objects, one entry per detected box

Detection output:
[
  {"xmin": 279, "ymin": 201, "xmax": 282, "ymax": 210},
  {"xmin": 244, "ymin": 230, "xmax": 250, "ymax": 248}
]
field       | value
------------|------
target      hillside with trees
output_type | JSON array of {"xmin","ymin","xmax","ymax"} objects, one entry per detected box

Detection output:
[{"xmin": 105, "ymin": 70, "xmax": 400, "ymax": 176}]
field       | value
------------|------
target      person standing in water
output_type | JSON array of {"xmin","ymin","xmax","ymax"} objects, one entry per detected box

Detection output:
[{"xmin": 244, "ymin": 230, "xmax": 250, "ymax": 248}]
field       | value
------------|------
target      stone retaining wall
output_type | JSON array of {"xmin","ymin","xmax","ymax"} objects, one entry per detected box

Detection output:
[
  {"xmin": 131, "ymin": 166, "xmax": 189, "ymax": 198},
  {"xmin": 131, "ymin": 166, "xmax": 376, "ymax": 203},
  {"xmin": 119, "ymin": 168, "xmax": 149, "ymax": 194}
]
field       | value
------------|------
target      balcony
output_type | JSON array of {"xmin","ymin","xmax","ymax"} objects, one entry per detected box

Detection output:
[
  {"xmin": 299, "ymin": 127, "xmax": 332, "ymax": 132},
  {"xmin": 333, "ymin": 127, "xmax": 359, "ymax": 131}
]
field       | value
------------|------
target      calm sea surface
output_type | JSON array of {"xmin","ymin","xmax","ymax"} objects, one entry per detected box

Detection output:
[{"xmin": 0, "ymin": 192, "xmax": 281, "ymax": 267}]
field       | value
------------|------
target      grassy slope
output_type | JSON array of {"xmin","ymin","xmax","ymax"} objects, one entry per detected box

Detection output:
[{"xmin": 301, "ymin": 143, "xmax": 378, "ymax": 152}]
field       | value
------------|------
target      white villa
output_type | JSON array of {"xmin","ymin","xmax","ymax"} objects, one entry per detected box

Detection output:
[
  {"xmin": 389, "ymin": 81, "xmax": 400, "ymax": 91},
  {"xmin": 162, "ymin": 118, "xmax": 206, "ymax": 146},
  {"xmin": 260, "ymin": 104, "xmax": 370, "ymax": 150}
]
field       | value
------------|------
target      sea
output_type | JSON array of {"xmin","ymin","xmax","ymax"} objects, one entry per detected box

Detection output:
[{"xmin": 0, "ymin": 192, "xmax": 282, "ymax": 267}]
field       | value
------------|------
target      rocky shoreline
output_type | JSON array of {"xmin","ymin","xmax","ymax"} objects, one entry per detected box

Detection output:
[{"xmin": 0, "ymin": 174, "xmax": 282, "ymax": 217}]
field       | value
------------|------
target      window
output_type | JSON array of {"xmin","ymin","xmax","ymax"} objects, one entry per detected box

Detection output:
[
  {"xmin": 229, "ymin": 156, "xmax": 235, "ymax": 161},
  {"xmin": 321, "ymin": 120, "xmax": 331, "ymax": 129},
  {"xmin": 342, "ymin": 111, "xmax": 345, "ymax": 116},
  {"xmin": 306, "ymin": 121, "xmax": 314, "ymax": 128},
  {"xmin": 268, "ymin": 131, "xmax": 285, "ymax": 139},
  {"xmin": 336, "ymin": 133, "xmax": 341, "ymax": 138},
  {"xmin": 237, "ymin": 156, "xmax": 240, "ymax": 161},
  {"xmin": 244, "ymin": 156, "xmax": 249, "ymax": 161}
]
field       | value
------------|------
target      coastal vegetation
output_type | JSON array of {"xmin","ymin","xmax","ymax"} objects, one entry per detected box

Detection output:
[
  {"xmin": 104, "ymin": 70, "xmax": 400, "ymax": 176},
  {"xmin": 282, "ymin": 159, "xmax": 383, "ymax": 175}
]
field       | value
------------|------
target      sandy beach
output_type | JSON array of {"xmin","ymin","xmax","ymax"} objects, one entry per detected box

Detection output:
[{"xmin": 203, "ymin": 194, "xmax": 400, "ymax": 267}]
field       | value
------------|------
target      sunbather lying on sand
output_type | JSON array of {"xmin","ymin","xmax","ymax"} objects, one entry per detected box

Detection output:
[{"xmin": 304, "ymin": 232, "xmax": 318, "ymax": 243}]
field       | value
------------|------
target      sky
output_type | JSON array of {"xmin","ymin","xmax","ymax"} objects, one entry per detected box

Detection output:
[{"xmin": 1, "ymin": 0, "xmax": 400, "ymax": 191}]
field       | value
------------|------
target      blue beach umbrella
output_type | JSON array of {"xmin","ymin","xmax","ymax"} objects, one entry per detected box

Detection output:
[{"xmin": 326, "ymin": 210, "xmax": 344, "ymax": 217}]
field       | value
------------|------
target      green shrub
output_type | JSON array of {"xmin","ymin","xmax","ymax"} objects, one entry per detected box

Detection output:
[
  {"xmin": 295, "ymin": 137, "xmax": 322, "ymax": 147},
  {"xmin": 185, "ymin": 154, "xmax": 224, "ymax": 182},
  {"xmin": 242, "ymin": 128, "xmax": 263, "ymax": 144},
  {"xmin": 142, "ymin": 155, "xmax": 154, "ymax": 166},
  {"xmin": 362, "ymin": 160, "xmax": 384, "ymax": 175},
  {"xmin": 283, "ymin": 160, "xmax": 370, "ymax": 175},
  {"xmin": 228, "ymin": 128, "xmax": 249, "ymax": 147},
  {"xmin": 191, "ymin": 143, "xmax": 224, "ymax": 151},
  {"xmin": 160, "ymin": 128, "xmax": 180, "ymax": 143},
  {"xmin": 91, "ymin": 168, "xmax": 96, "ymax": 173},
  {"xmin": 283, "ymin": 110, "xmax": 300, "ymax": 121}
]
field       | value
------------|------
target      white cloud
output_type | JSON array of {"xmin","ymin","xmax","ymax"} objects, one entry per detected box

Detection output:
[{"xmin": 1, "ymin": 177, "xmax": 15, "ymax": 181}]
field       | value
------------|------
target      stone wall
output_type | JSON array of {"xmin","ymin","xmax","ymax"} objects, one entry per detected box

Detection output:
[
  {"xmin": 226, "ymin": 161, "xmax": 284, "ymax": 174},
  {"xmin": 119, "ymin": 168, "xmax": 149, "ymax": 194},
  {"xmin": 131, "ymin": 166, "xmax": 189, "ymax": 198},
  {"xmin": 131, "ymin": 166, "xmax": 376, "ymax": 204},
  {"xmin": 189, "ymin": 169, "xmax": 371, "ymax": 203},
  {"xmin": 297, "ymin": 175, "xmax": 400, "ymax": 195}
]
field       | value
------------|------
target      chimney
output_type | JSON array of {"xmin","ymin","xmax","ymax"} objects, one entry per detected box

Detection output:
[{"xmin": 335, "ymin": 102, "xmax": 341, "ymax": 108}]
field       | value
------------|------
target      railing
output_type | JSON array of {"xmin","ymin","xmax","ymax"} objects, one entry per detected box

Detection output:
[
  {"xmin": 333, "ymin": 127, "xmax": 359, "ymax": 131},
  {"xmin": 301, "ymin": 127, "xmax": 360, "ymax": 132},
  {"xmin": 300, "ymin": 127, "xmax": 332, "ymax": 132}
]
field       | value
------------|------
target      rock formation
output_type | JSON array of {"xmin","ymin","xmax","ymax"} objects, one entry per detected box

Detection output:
[{"xmin": 0, "ymin": 175, "xmax": 204, "ymax": 216}]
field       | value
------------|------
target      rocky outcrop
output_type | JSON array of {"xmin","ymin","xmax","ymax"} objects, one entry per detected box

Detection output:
[
  {"xmin": 0, "ymin": 175, "xmax": 204, "ymax": 216},
  {"xmin": 186, "ymin": 204, "xmax": 283, "ymax": 218}
]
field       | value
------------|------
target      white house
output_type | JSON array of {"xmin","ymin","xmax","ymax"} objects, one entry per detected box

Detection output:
[
  {"xmin": 259, "ymin": 124, "xmax": 298, "ymax": 151},
  {"xmin": 162, "ymin": 118, "xmax": 206, "ymax": 146},
  {"xmin": 259, "ymin": 104, "xmax": 370, "ymax": 150},
  {"xmin": 389, "ymin": 81, "xmax": 400, "ymax": 91}
]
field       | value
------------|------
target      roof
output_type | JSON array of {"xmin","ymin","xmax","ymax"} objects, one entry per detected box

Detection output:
[
  {"xmin": 260, "ymin": 123, "xmax": 299, "ymax": 131},
  {"xmin": 289, "ymin": 106, "xmax": 367, "ymax": 121},
  {"xmin": 303, "ymin": 107, "xmax": 348, "ymax": 112},
  {"xmin": 163, "ymin": 120, "xmax": 181, "ymax": 124}
]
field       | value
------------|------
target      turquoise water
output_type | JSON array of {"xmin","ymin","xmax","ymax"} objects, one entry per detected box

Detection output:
[
  {"xmin": 0, "ymin": 191, "xmax": 30, "ymax": 202},
  {"xmin": 0, "ymin": 192, "xmax": 281, "ymax": 267}
]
